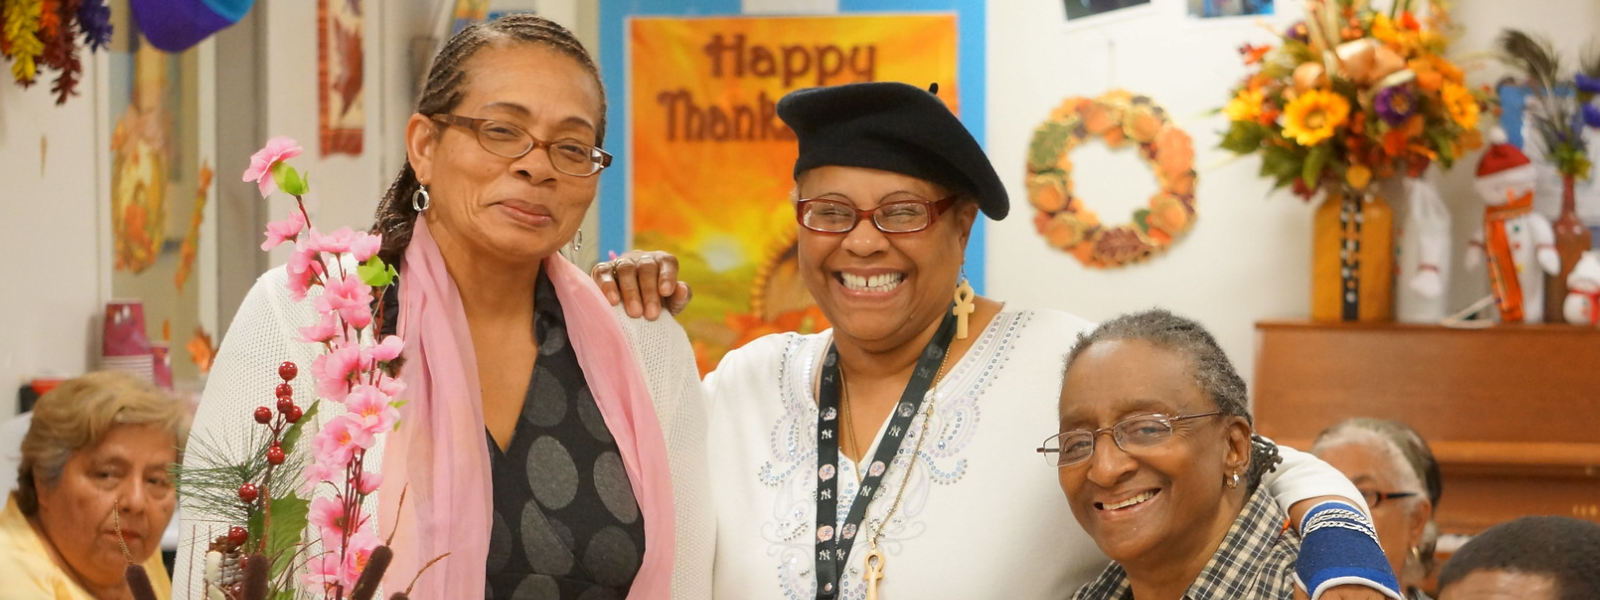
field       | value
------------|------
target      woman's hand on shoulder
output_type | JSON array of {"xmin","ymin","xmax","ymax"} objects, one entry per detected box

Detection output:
[{"xmin": 591, "ymin": 250, "xmax": 692, "ymax": 320}]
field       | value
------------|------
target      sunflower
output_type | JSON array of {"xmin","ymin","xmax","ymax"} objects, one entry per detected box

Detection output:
[
  {"xmin": 1441, "ymin": 83, "xmax": 1479, "ymax": 129},
  {"xmin": 1224, "ymin": 88, "xmax": 1264, "ymax": 122},
  {"xmin": 1281, "ymin": 89, "xmax": 1351, "ymax": 146}
]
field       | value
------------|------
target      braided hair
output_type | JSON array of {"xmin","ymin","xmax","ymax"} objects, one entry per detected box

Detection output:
[
  {"xmin": 1060, "ymin": 309, "xmax": 1281, "ymax": 492},
  {"xmin": 371, "ymin": 14, "xmax": 606, "ymax": 267}
]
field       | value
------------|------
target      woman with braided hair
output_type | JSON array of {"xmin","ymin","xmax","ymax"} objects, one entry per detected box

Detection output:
[
  {"xmin": 1051, "ymin": 309, "xmax": 1395, "ymax": 600},
  {"xmin": 176, "ymin": 15, "xmax": 709, "ymax": 600}
]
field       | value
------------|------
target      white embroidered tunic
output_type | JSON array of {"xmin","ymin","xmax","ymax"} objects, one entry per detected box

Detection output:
[{"xmin": 701, "ymin": 307, "xmax": 1364, "ymax": 600}]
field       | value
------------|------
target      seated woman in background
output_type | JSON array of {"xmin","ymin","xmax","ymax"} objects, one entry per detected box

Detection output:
[
  {"xmin": 1436, "ymin": 516, "xmax": 1600, "ymax": 600},
  {"xmin": 1049, "ymin": 309, "xmax": 1398, "ymax": 600},
  {"xmin": 1313, "ymin": 419, "xmax": 1442, "ymax": 600},
  {"xmin": 0, "ymin": 371, "xmax": 190, "ymax": 599}
]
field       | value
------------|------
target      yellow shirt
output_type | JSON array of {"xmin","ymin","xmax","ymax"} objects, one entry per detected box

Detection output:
[{"xmin": 0, "ymin": 493, "xmax": 172, "ymax": 600}]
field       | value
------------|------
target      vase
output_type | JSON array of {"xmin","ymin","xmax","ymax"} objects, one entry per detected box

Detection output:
[
  {"xmin": 1545, "ymin": 175, "xmax": 1592, "ymax": 322},
  {"xmin": 1312, "ymin": 185, "xmax": 1394, "ymax": 322}
]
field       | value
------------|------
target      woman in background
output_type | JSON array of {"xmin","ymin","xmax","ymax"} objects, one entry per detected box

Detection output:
[
  {"xmin": 2, "ymin": 370, "xmax": 189, "ymax": 599},
  {"xmin": 1313, "ymin": 418, "xmax": 1442, "ymax": 600}
]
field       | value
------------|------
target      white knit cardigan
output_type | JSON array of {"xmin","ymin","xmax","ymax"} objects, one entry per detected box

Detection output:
[{"xmin": 172, "ymin": 266, "xmax": 713, "ymax": 599}]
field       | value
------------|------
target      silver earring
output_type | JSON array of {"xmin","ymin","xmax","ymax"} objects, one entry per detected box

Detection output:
[
  {"xmin": 1227, "ymin": 472, "xmax": 1241, "ymax": 489},
  {"xmin": 570, "ymin": 229, "xmax": 584, "ymax": 253},
  {"xmin": 411, "ymin": 186, "xmax": 431, "ymax": 212}
]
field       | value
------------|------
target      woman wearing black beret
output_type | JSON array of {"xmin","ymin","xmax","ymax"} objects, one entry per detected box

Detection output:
[{"xmin": 595, "ymin": 81, "xmax": 1390, "ymax": 600}]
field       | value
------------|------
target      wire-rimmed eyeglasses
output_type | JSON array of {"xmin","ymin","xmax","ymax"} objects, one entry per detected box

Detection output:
[
  {"xmin": 430, "ymin": 113, "xmax": 613, "ymax": 177},
  {"xmin": 1036, "ymin": 412, "xmax": 1224, "ymax": 467}
]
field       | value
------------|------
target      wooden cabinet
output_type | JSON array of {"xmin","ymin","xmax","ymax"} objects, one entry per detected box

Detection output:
[{"xmin": 1252, "ymin": 320, "xmax": 1600, "ymax": 535}]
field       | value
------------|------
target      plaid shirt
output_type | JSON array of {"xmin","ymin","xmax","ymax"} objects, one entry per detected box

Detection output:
[{"xmin": 1071, "ymin": 487, "xmax": 1301, "ymax": 600}]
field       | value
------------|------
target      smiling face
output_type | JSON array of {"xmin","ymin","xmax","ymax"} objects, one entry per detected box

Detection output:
[
  {"xmin": 406, "ymin": 42, "xmax": 604, "ymax": 268},
  {"xmin": 794, "ymin": 165, "xmax": 978, "ymax": 352},
  {"xmin": 32, "ymin": 423, "xmax": 178, "ymax": 587},
  {"xmin": 1316, "ymin": 440, "xmax": 1431, "ymax": 585},
  {"xmin": 1056, "ymin": 339, "xmax": 1251, "ymax": 570}
]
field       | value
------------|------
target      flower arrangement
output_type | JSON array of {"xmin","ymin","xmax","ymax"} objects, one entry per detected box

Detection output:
[
  {"xmin": 1496, "ymin": 29, "xmax": 1600, "ymax": 180},
  {"xmin": 1219, "ymin": 0, "xmax": 1489, "ymax": 198},
  {"xmin": 173, "ymin": 136, "xmax": 423, "ymax": 600},
  {"xmin": 0, "ymin": 0, "xmax": 112, "ymax": 104}
]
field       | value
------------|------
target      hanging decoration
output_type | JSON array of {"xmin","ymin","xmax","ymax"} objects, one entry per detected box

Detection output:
[
  {"xmin": 1027, "ymin": 89, "xmax": 1197, "ymax": 268},
  {"xmin": 0, "ymin": 0, "xmax": 111, "ymax": 104},
  {"xmin": 317, "ymin": 0, "xmax": 363, "ymax": 155}
]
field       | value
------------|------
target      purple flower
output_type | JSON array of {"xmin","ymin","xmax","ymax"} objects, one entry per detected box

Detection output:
[
  {"xmin": 1286, "ymin": 21, "xmax": 1310, "ymax": 43},
  {"xmin": 1583, "ymin": 103, "xmax": 1600, "ymax": 129},
  {"xmin": 1375, "ymin": 86, "xmax": 1415, "ymax": 126},
  {"xmin": 1577, "ymin": 74, "xmax": 1600, "ymax": 94}
]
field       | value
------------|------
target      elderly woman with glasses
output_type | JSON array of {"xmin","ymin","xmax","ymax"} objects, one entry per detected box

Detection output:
[
  {"xmin": 1052, "ymin": 310, "xmax": 1401, "ymax": 600},
  {"xmin": 175, "ymin": 15, "xmax": 710, "ymax": 600},
  {"xmin": 2, "ymin": 371, "xmax": 189, "ymax": 599},
  {"xmin": 595, "ymin": 82, "xmax": 1395, "ymax": 600},
  {"xmin": 1313, "ymin": 419, "xmax": 1442, "ymax": 600}
]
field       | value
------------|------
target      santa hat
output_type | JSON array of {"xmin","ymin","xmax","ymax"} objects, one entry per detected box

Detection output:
[{"xmin": 1474, "ymin": 128, "xmax": 1537, "ymax": 198}]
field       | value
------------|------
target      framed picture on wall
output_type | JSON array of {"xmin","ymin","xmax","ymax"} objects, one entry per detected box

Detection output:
[
  {"xmin": 1187, "ymin": 0, "xmax": 1274, "ymax": 18},
  {"xmin": 1064, "ymin": 0, "xmax": 1152, "ymax": 20}
]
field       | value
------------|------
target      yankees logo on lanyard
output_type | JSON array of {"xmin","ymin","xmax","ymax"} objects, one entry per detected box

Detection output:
[{"xmin": 813, "ymin": 310, "xmax": 957, "ymax": 600}]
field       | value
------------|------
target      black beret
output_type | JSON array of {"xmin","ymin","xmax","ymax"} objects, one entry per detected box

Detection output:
[{"xmin": 777, "ymin": 81, "xmax": 1009, "ymax": 220}]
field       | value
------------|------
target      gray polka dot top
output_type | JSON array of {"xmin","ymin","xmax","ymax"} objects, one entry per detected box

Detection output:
[{"xmin": 484, "ymin": 272, "xmax": 646, "ymax": 600}]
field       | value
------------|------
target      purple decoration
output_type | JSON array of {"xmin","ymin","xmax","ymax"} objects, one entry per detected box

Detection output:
[
  {"xmin": 1375, "ymin": 86, "xmax": 1415, "ymax": 126},
  {"xmin": 1583, "ymin": 104, "xmax": 1600, "ymax": 129},
  {"xmin": 1577, "ymin": 74, "xmax": 1600, "ymax": 94},
  {"xmin": 1286, "ymin": 21, "xmax": 1310, "ymax": 43},
  {"xmin": 78, "ymin": 0, "xmax": 113, "ymax": 52}
]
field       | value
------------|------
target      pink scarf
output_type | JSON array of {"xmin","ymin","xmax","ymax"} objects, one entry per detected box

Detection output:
[{"xmin": 379, "ymin": 218, "xmax": 676, "ymax": 598}]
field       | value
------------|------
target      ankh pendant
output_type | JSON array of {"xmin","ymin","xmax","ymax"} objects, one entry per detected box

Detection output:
[{"xmin": 863, "ymin": 546, "xmax": 886, "ymax": 600}]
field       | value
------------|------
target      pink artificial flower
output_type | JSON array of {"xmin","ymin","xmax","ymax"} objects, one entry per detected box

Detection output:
[
  {"xmin": 376, "ymin": 374, "xmax": 406, "ymax": 399},
  {"xmin": 350, "ymin": 232, "xmax": 383, "ymax": 263},
  {"xmin": 297, "ymin": 312, "xmax": 342, "ymax": 344},
  {"xmin": 317, "ymin": 273, "xmax": 375, "ymax": 331},
  {"xmin": 342, "ymin": 530, "xmax": 382, "ymax": 584},
  {"xmin": 243, "ymin": 136, "xmax": 304, "ymax": 198},
  {"xmin": 370, "ymin": 335, "xmax": 404, "ymax": 362},
  {"xmin": 345, "ymin": 384, "xmax": 400, "ymax": 435},
  {"xmin": 300, "ymin": 460, "xmax": 339, "ymax": 495},
  {"xmin": 308, "ymin": 496, "xmax": 350, "ymax": 543},
  {"xmin": 301, "ymin": 554, "xmax": 344, "ymax": 592},
  {"xmin": 313, "ymin": 414, "xmax": 374, "ymax": 467},
  {"xmin": 306, "ymin": 227, "xmax": 359, "ymax": 254},
  {"xmin": 311, "ymin": 344, "xmax": 363, "ymax": 403},
  {"xmin": 355, "ymin": 471, "xmax": 383, "ymax": 495},
  {"xmin": 260, "ymin": 209, "xmax": 307, "ymax": 251},
  {"xmin": 286, "ymin": 238, "xmax": 326, "ymax": 302}
]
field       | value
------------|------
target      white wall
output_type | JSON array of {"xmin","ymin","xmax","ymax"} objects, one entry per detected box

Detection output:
[
  {"xmin": 0, "ymin": 60, "xmax": 107, "ymax": 413},
  {"xmin": 986, "ymin": 0, "xmax": 1600, "ymax": 390}
]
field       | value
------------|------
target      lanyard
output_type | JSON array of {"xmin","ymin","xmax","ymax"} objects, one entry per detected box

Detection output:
[{"xmin": 813, "ymin": 311, "xmax": 957, "ymax": 599}]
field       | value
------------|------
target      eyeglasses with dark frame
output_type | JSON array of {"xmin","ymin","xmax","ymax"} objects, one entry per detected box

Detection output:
[
  {"xmin": 794, "ymin": 194, "xmax": 959, "ymax": 234},
  {"xmin": 1359, "ymin": 489, "xmax": 1420, "ymax": 508},
  {"xmin": 429, "ymin": 113, "xmax": 613, "ymax": 177},
  {"xmin": 1036, "ymin": 412, "xmax": 1224, "ymax": 468}
]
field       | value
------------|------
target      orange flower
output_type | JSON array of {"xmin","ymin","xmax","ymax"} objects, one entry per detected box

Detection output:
[
  {"xmin": 1281, "ymin": 89, "xmax": 1351, "ymax": 146},
  {"xmin": 1441, "ymin": 83, "xmax": 1479, "ymax": 129},
  {"xmin": 1224, "ymin": 88, "xmax": 1264, "ymax": 122}
]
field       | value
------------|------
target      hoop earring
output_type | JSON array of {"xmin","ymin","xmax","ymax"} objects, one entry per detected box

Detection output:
[
  {"xmin": 411, "ymin": 186, "xmax": 431, "ymax": 212},
  {"xmin": 952, "ymin": 269, "xmax": 976, "ymax": 340},
  {"xmin": 1227, "ymin": 472, "xmax": 1240, "ymax": 489},
  {"xmin": 569, "ymin": 229, "xmax": 584, "ymax": 253}
]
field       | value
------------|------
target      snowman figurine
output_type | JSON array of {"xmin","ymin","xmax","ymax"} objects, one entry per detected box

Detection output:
[
  {"xmin": 1465, "ymin": 132, "xmax": 1560, "ymax": 323},
  {"xmin": 1563, "ymin": 251, "xmax": 1600, "ymax": 325}
]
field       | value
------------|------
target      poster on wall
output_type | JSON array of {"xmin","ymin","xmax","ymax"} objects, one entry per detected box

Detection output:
[
  {"xmin": 107, "ymin": 4, "xmax": 207, "ymax": 386},
  {"xmin": 629, "ymin": 14, "xmax": 959, "ymax": 372},
  {"xmin": 1186, "ymin": 0, "xmax": 1273, "ymax": 18},
  {"xmin": 1064, "ymin": 0, "xmax": 1152, "ymax": 21},
  {"xmin": 318, "ymin": 0, "xmax": 364, "ymax": 156}
]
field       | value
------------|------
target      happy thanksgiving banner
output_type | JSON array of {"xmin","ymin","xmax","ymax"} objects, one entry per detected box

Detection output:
[{"xmin": 629, "ymin": 14, "xmax": 959, "ymax": 373}]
